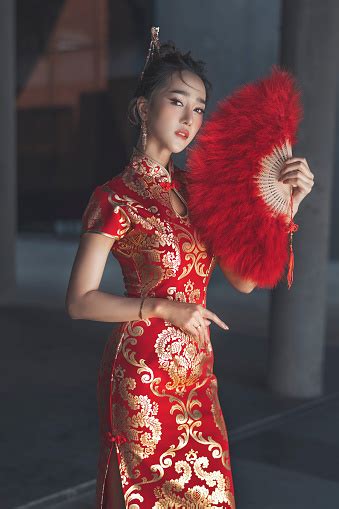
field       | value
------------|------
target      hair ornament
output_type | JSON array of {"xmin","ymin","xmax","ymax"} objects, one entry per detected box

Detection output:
[{"xmin": 140, "ymin": 26, "xmax": 161, "ymax": 81}]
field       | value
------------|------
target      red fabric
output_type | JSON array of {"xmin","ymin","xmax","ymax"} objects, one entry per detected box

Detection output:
[
  {"xmin": 186, "ymin": 65, "xmax": 303, "ymax": 288},
  {"xmin": 81, "ymin": 184, "xmax": 132, "ymax": 240},
  {"xmin": 81, "ymin": 148, "xmax": 236, "ymax": 508}
]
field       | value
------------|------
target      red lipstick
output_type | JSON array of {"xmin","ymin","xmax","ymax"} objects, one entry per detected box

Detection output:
[{"xmin": 175, "ymin": 129, "xmax": 189, "ymax": 139}]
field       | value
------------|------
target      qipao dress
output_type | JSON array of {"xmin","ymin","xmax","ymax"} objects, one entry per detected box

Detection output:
[{"xmin": 81, "ymin": 146, "xmax": 236, "ymax": 508}]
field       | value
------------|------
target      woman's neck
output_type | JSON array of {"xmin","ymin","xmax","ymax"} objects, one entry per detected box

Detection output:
[{"xmin": 135, "ymin": 141, "xmax": 171, "ymax": 170}]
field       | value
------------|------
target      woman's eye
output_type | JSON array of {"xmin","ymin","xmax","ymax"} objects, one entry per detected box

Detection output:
[
  {"xmin": 170, "ymin": 99, "xmax": 205, "ymax": 115},
  {"xmin": 170, "ymin": 99, "xmax": 182, "ymax": 106}
]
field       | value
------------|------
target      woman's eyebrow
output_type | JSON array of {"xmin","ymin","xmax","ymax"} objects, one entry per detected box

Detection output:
[{"xmin": 168, "ymin": 88, "xmax": 206, "ymax": 105}]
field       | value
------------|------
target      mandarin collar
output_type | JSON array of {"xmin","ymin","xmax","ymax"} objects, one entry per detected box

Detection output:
[{"xmin": 128, "ymin": 146, "xmax": 174, "ymax": 185}]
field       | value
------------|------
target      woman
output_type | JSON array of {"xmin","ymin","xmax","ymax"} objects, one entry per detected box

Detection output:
[{"xmin": 65, "ymin": 32, "xmax": 314, "ymax": 509}]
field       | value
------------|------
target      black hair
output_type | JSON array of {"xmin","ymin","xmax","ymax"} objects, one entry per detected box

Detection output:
[{"xmin": 127, "ymin": 40, "xmax": 212, "ymax": 127}]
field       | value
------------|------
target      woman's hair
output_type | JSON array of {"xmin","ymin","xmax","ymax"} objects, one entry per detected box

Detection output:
[{"xmin": 127, "ymin": 40, "xmax": 212, "ymax": 127}]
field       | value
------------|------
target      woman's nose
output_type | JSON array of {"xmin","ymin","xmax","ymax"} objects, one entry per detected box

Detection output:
[{"xmin": 182, "ymin": 115, "xmax": 193, "ymax": 126}]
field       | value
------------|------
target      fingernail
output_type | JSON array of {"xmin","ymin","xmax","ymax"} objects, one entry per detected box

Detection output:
[{"xmin": 223, "ymin": 324, "xmax": 229, "ymax": 330}]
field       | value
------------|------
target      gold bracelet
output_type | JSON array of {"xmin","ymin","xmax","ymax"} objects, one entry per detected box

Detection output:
[{"xmin": 138, "ymin": 296, "xmax": 146, "ymax": 319}]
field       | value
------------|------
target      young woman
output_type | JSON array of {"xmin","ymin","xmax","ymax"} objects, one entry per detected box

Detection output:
[{"xmin": 65, "ymin": 33, "xmax": 314, "ymax": 509}]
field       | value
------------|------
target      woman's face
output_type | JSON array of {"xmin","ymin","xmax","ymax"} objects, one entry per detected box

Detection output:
[{"xmin": 138, "ymin": 70, "xmax": 206, "ymax": 155}]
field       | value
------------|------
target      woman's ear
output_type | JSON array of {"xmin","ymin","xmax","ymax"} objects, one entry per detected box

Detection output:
[{"xmin": 137, "ymin": 96, "xmax": 148, "ymax": 122}]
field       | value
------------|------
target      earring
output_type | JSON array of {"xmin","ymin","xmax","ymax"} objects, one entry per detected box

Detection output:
[{"xmin": 141, "ymin": 119, "xmax": 147, "ymax": 151}]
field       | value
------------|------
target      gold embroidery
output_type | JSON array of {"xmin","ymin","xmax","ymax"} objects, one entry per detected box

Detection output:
[
  {"xmin": 112, "ymin": 365, "xmax": 162, "ymax": 483},
  {"xmin": 115, "ymin": 322, "xmax": 234, "ymax": 508},
  {"xmin": 93, "ymin": 149, "xmax": 236, "ymax": 508},
  {"xmin": 175, "ymin": 225, "xmax": 211, "ymax": 281},
  {"xmin": 166, "ymin": 279, "xmax": 201, "ymax": 304},
  {"xmin": 122, "ymin": 151, "xmax": 191, "ymax": 223},
  {"xmin": 81, "ymin": 185, "xmax": 132, "ymax": 239},
  {"xmin": 206, "ymin": 377, "xmax": 229, "ymax": 444},
  {"xmin": 154, "ymin": 325, "xmax": 209, "ymax": 395},
  {"xmin": 81, "ymin": 192, "xmax": 102, "ymax": 230},
  {"xmin": 116, "ymin": 210, "xmax": 182, "ymax": 295},
  {"xmin": 153, "ymin": 448, "xmax": 234, "ymax": 508}
]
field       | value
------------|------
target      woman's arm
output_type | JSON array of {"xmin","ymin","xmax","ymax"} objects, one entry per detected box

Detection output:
[
  {"xmin": 65, "ymin": 233, "xmax": 162, "ymax": 321},
  {"xmin": 215, "ymin": 256, "xmax": 256, "ymax": 293}
]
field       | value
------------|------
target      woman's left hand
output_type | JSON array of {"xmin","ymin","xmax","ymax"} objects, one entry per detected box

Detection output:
[{"xmin": 278, "ymin": 157, "xmax": 315, "ymax": 210}]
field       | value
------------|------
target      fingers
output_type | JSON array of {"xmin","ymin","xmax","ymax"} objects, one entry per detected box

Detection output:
[
  {"xmin": 184, "ymin": 322, "xmax": 206, "ymax": 344},
  {"xmin": 279, "ymin": 173, "xmax": 314, "ymax": 193},
  {"xmin": 203, "ymin": 307, "xmax": 229, "ymax": 331},
  {"xmin": 278, "ymin": 158, "xmax": 315, "ymax": 197},
  {"xmin": 188, "ymin": 309, "xmax": 211, "ymax": 344},
  {"xmin": 197, "ymin": 305, "xmax": 211, "ymax": 342},
  {"xmin": 280, "ymin": 158, "xmax": 315, "ymax": 181},
  {"xmin": 283, "ymin": 156, "xmax": 312, "ymax": 172},
  {"xmin": 282, "ymin": 178, "xmax": 313, "ymax": 193},
  {"xmin": 279, "ymin": 168, "xmax": 313, "ymax": 185},
  {"xmin": 182, "ymin": 305, "xmax": 229, "ymax": 345},
  {"xmin": 193, "ymin": 311, "xmax": 208, "ymax": 344}
]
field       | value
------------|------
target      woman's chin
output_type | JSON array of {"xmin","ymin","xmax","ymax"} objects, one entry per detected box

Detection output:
[{"xmin": 170, "ymin": 138, "xmax": 189, "ymax": 153}]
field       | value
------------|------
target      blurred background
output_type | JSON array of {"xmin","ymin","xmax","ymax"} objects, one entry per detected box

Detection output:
[{"xmin": 1, "ymin": 0, "xmax": 339, "ymax": 508}]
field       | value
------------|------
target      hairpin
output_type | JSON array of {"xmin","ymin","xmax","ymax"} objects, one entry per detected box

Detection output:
[{"xmin": 140, "ymin": 26, "xmax": 161, "ymax": 81}]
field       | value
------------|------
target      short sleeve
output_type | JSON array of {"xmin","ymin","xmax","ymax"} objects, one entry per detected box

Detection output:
[{"xmin": 80, "ymin": 184, "xmax": 132, "ymax": 240}]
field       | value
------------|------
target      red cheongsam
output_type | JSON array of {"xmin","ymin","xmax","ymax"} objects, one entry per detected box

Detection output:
[{"xmin": 81, "ymin": 146, "xmax": 236, "ymax": 508}]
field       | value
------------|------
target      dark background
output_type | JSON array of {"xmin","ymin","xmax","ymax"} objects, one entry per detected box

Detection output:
[{"xmin": 1, "ymin": 1, "xmax": 339, "ymax": 508}]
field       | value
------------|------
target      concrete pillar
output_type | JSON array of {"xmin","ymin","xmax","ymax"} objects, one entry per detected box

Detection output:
[
  {"xmin": 0, "ymin": 0, "xmax": 16, "ymax": 302},
  {"xmin": 155, "ymin": 0, "xmax": 281, "ymax": 169},
  {"xmin": 268, "ymin": 0, "xmax": 339, "ymax": 397}
]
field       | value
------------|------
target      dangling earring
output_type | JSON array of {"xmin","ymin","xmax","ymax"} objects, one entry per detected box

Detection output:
[{"xmin": 141, "ymin": 119, "xmax": 147, "ymax": 151}]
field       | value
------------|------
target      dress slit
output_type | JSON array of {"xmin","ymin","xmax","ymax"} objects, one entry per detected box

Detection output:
[
  {"xmin": 97, "ymin": 324, "xmax": 127, "ymax": 508},
  {"xmin": 102, "ymin": 444, "xmax": 126, "ymax": 509}
]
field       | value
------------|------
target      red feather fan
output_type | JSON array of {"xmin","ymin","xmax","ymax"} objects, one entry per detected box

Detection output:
[{"xmin": 186, "ymin": 65, "xmax": 303, "ymax": 289}]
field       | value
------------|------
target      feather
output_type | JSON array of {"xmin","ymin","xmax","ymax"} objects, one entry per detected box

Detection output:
[{"xmin": 186, "ymin": 65, "xmax": 303, "ymax": 289}]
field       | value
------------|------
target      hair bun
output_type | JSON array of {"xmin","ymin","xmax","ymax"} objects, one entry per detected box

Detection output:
[{"xmin": 157, "ymin": 40, "xmax": 178, "ymax": 59}]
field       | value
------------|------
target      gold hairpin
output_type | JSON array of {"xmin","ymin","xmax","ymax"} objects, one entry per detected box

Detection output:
[{"xmin": 140, "ymin": 26, "xmax": 161, "ymax": 81}]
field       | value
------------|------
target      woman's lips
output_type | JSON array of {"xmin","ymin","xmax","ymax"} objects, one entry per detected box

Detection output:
[{"xmin": 175, "ymin": 129, "xmax": 189, "ymax": 140}]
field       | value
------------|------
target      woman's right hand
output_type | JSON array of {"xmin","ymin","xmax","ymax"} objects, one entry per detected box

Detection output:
[{"xmin": 154, "ymin": 300, "xmax": 229, "ymax": 344}]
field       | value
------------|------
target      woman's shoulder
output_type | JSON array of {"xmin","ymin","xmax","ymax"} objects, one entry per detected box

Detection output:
[
  {"xmin": 80, "ymin": 175, "xmax": 133, "ymax": 240},
  {"xmin": 92, "ymin": 172, "xmax": 136, "ymax": 205},
  {"xmin": 97, "ymin": 172, "xmax": 127, "ymax": 194}
]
